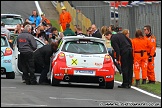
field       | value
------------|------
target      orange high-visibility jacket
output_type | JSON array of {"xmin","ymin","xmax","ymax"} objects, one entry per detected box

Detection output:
[
  {"xmin": 144, "ymin": 35, "xmax": 156, "ymax": 56},
  {"xmin": 132, "ymin": 36, "xmax": 155, "ymax": 57},
  {"xmin": 42, "ymin": 16, "xmax": 51, "ymax": 24}
]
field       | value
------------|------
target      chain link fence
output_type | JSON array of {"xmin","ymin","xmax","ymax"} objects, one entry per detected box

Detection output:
[{"xmin": 118, "ymin": 1, "xmax": 161, "ymax": 47}]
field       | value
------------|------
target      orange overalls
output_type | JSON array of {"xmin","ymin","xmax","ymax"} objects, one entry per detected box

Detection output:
[
  {"xmin": 144, "ymin": 35, "xmax": 156, "ymax": 82},
  {"xmin": 132, "ymin": 37, "xmax": 155, "ymax": 80},
  {"xmin": 59, "ymin": 11, "xmax": 72, "ymax": 31}
]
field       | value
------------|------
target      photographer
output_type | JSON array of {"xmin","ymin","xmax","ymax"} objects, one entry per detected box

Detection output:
[
  {"xmin": 48, "ymin": 27, "xmax": 61, "ymax": 44},
  {"xmin": 36, "ymin": 25, "xmax": 48, "ymax": 44}
]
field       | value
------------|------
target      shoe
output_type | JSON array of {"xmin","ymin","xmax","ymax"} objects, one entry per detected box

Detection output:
[
  {"xmin": 135, "ymin": 80, "xmax": 140, "ymax": 87},
  {"xmin": 30, "ymin": 81, "xmax": 38, "ymax": 85},
  {"xmin": 25, "ymin": 80, "xmax": 31, "ymax": 85},
  {"xmin": 147, "ymin": 80, "xmax": 155, "ymax": 84},
  {"xmin": 118, "ymin": 84, "xmax": 130, "ymax": 89},
  {"xmin": 142, "ymin": 79, "xmax": 146, "ymax": 84}
]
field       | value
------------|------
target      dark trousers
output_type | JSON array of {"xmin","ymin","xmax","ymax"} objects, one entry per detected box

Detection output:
[
  {"xmin": 20, "ymin": 52, "xmax": 36, "ymax": 83},
  {"xmin": 35, "ymin": 57, "xmax": 49, "ymax": 83},
  {"xmin": 121, "ymin": 49, "xmax": 133, "ymax": 86}
]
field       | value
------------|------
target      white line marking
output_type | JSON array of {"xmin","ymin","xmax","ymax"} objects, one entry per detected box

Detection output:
[
  {"xmin": 1, "ymin": 103, "xmax": 47, "ymax": 107},
  {"xmin": 34, "ymin": 1, "xmax": 42, "ymax": 16},
  {"xmin": 114, "ymin": 81, "xmax": 161, "ymax": 100},
  {"xmin": 1, "ymin": 87, "xmax": 16, "ymax": 88},
  {"xmin": 49, "ymin": 97, "xmax": 121, "ymax": 102}
]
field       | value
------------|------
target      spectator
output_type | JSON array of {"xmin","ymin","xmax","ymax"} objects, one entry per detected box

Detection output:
[
  {"xmin": 59, "ymin": 6, "xmax": 72, "ymax": 31},
  {"xmin": 34, "ymin": 41, "xmax": 58, "ymax": 85},
  {"xmin": 17, "ymin": 24, "xmax": 37, "ymax": 85},
  {"xmin": 86, "ymin": 27, "xmax": 92, "ymax": 37},
  {"xmin": 29, "ymin": 10, "xmax": 41, "ymax": 27},
  {"xmin": 76, "ymin": 27, "xmax": 87, "ymax": 36},
  {"xmin": 45, "ymin": 23, "xmax": 53, "ymax": 33},
  {"xmin": 23, "ymin": 22, "xmax": 30, "ymax": 28},
  {"xmin": 31, "ymin": 23, "xmax": 37, "ymax": 36},
  {"xmin": 41, "ymin": 13, "xmax": 51, "ymax": 25},
  {"xmin": 132, "ymin": 29, "xmax": 155, "ymax": 86},
  {"xmin": 144, "ymin": 25, "xmax": 156, "ymax": 84},
  {"xmin": 1, "ymin": 21, "xmax": 10, "ymax": 40},
  {"xmin": 101, "ymin": 26, "xmax": 112, "ymax": 53},
  {"xmin": 91, "ymin": 24, "xmax": 102, "ymax": 38},
  {"xmin": 63, "ymin": 23, "xmax": 75, "ymax": 36},
  {"xmin": 74, "ymin": 25, "xmax": 79, "ymax": 35},
  {"xmin": 37, "ymin": 25, "xmax": 48, "ymax": 44},
  {"xmin": 104, "ymin": 31, "xmax": 133, "ymax": 88},
  {"xmin": 24, "ymin": 18, "xmax": 32, "ymax": 24},
  {"xmin": 14, "ymin": 24, "xmax": 22, "ymax": 34},
  {"xmin": 108, "ymin": 25, "xmax": 117, "ymax": 34}
]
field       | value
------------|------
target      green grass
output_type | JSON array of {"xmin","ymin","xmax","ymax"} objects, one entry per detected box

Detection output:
[
  {"xmin": 115, "ymin": 72, "xmax": 161, "ymax": 96},
  {"xmin": 49, "ymin": 19, "xmax": 60, "ymax": 31}
]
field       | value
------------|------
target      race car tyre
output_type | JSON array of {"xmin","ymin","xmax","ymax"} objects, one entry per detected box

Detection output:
[
  {"xmin": 51, "ymin": 77, "xmax": 60, "ymax": 86},
  {"xmin": 6, "ymin": 72, "xmax": 15, "ymax": 79},
  {"xmin": 105, "ymin": 80, "xmax": 114, "ymax": 89},
  {"xmin": 51, "ymin": 71, "xmax": 60, "ymax": 86}
]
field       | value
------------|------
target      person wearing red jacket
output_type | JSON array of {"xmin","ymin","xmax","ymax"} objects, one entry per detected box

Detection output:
[
  {"xmin": 59, "ymin": 6, "xmax": 72, "ymax": 31},
  {"xmin": 132, "ymin": 29, "xmax": 155, "ymax": 86},
  {"xmin": 144, "ymin": 25, "xmax": 156, "ymax": 84}
]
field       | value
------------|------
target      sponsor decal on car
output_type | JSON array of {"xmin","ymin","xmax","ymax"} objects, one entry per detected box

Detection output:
[
  {"xmin": 69, "ymin": 54, "xmax": 74, "ymax": 58},
  {"xmin": 3, "ymin": 60, "xmax": 11, "ymax": 63},
  {"xmin": 71, "ymin": 58, "xmax": 78, "ymax": 66},
  {"xmin": 95, "ymin": 63, "xmax": 102, "ymax": 66}
]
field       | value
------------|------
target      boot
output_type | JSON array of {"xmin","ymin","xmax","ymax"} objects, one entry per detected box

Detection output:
[
  {"xmin": 147, "ymin": 80, "xmax": 155, "ymax": 84},
  {"xmin": 142, "ymin": 79, "xmax": 146, "ymax": 84},
  {"xmin": 135, "ymin": 80, "xmax": 140, "ymax": 87}
]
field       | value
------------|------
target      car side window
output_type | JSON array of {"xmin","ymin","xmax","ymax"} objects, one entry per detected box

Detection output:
[{"xmin": 36, "ymin": 40, "xmax": 44, "ymax": 49}]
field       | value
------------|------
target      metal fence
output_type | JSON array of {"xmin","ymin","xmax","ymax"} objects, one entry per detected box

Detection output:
[
  {"xmin": 118, "ymin": 1, "xmax": 161, "ymax": 47},
  {"xmin": 69, "ymin": 1, "xmax": 111, "ymax": 32}
]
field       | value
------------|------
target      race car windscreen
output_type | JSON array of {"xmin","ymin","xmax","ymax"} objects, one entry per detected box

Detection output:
[
  {"xmin": 1, "ymin": 17, "xmax": 23, "ymax": 25},
  {"xmin": 62, "ymin": 39, "xmax": 107, "ymax": 54}
]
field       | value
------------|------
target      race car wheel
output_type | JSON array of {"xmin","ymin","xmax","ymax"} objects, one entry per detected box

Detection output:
[
  {"xmin": 6, "ymin": 72, "xmax": 15, "ymax": 79},
  {"xmin": 51, "ymin": 71, "xmax": 60, "ymax": 86},
  {"xmin": 105, "ymin": 80, "xmax": 114, "ymax": 89}
]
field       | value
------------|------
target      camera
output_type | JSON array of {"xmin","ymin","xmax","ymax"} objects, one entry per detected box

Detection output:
[
  {"xmin": 42, "ymin": 21, "xmax": 47, "ymax": 26},
  {"xmin": 52, "ymin": 34, "xmax": 56, "ymax": 39}
]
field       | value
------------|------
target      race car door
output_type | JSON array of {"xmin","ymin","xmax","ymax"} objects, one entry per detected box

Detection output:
[{"xmin": 12, "ymin": 37, "xmax": 45, "ymax": 75}]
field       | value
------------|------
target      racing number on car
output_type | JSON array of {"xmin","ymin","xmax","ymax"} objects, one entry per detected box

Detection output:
[{"xmin": 71, "ymin": 58, "xmax": 78, "ymax": 65}]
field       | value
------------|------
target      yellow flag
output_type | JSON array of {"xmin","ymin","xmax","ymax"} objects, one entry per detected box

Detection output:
[{"xmin": 60, "ymin": 25, "xmax": 63, "ymax": 32}]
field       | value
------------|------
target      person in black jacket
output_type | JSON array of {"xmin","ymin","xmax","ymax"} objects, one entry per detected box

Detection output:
[
  {"xmin": 34, "ymin": 41, "xmax": 58, "ymax": 84},
  {"xmin": 17, "ymin": 24, "xmax": 37, "ymax": 85},
  {"xmin": 104, "ymin": 31, "xmax": 133, "ymax": 88},
  {"xmin": 91, "ymin": 24, "xmax": 102, "ymax": 38}
]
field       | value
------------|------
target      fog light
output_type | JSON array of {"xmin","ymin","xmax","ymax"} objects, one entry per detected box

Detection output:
[{"xmin": 54, "ymin": 74, "xmax": 60, "ymax": 76}]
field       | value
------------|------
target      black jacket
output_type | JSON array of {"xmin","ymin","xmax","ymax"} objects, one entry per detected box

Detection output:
[
  {"xmin": 34, "ymin": 45, "xmax": 56, "ymax": 66},
  {"xmin": 17, "ymin": 30, "xmax": 37, "ymax": 53},
  {"xmin": 92, "ymin": 29, "xmax": 102, "ymax": 38},
  {"xmin": 110, "ymin": 33, "xmax": 132, "ymax": 61}
]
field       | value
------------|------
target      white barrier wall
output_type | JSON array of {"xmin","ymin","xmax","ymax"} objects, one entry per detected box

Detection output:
[{"xmin": 154, "ymin": 48, "xmax": 161, "ymax": 82}]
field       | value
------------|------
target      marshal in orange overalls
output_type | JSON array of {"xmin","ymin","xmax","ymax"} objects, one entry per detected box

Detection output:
[
  {"xmin": 144, "ymin": 35, "xmax": 156, "ymax": 82},
  {"xmin": 132, "ymin": 36, "xmax": 154, "ymax": 83},
  {"xmin": 59, "ymin": 9, "xmax": 72, "ymax": 31}
]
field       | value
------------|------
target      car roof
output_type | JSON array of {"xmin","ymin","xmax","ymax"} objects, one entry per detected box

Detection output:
[
  {"xmin": 1, "ymin": 14, "xmax": 22, "ymax": 17},
  {"xmin": 62, "ymin": 35, "xmax": 105, "ymax": 42}
]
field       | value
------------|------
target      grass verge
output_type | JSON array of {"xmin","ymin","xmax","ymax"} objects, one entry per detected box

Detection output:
[
  {"xmin": 115, "ymin": 72, "xmax": 161, "ymax": 96},
  {"xmin": 50, "ymin": 19, "xmax": 60, "ymax": 31}
]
